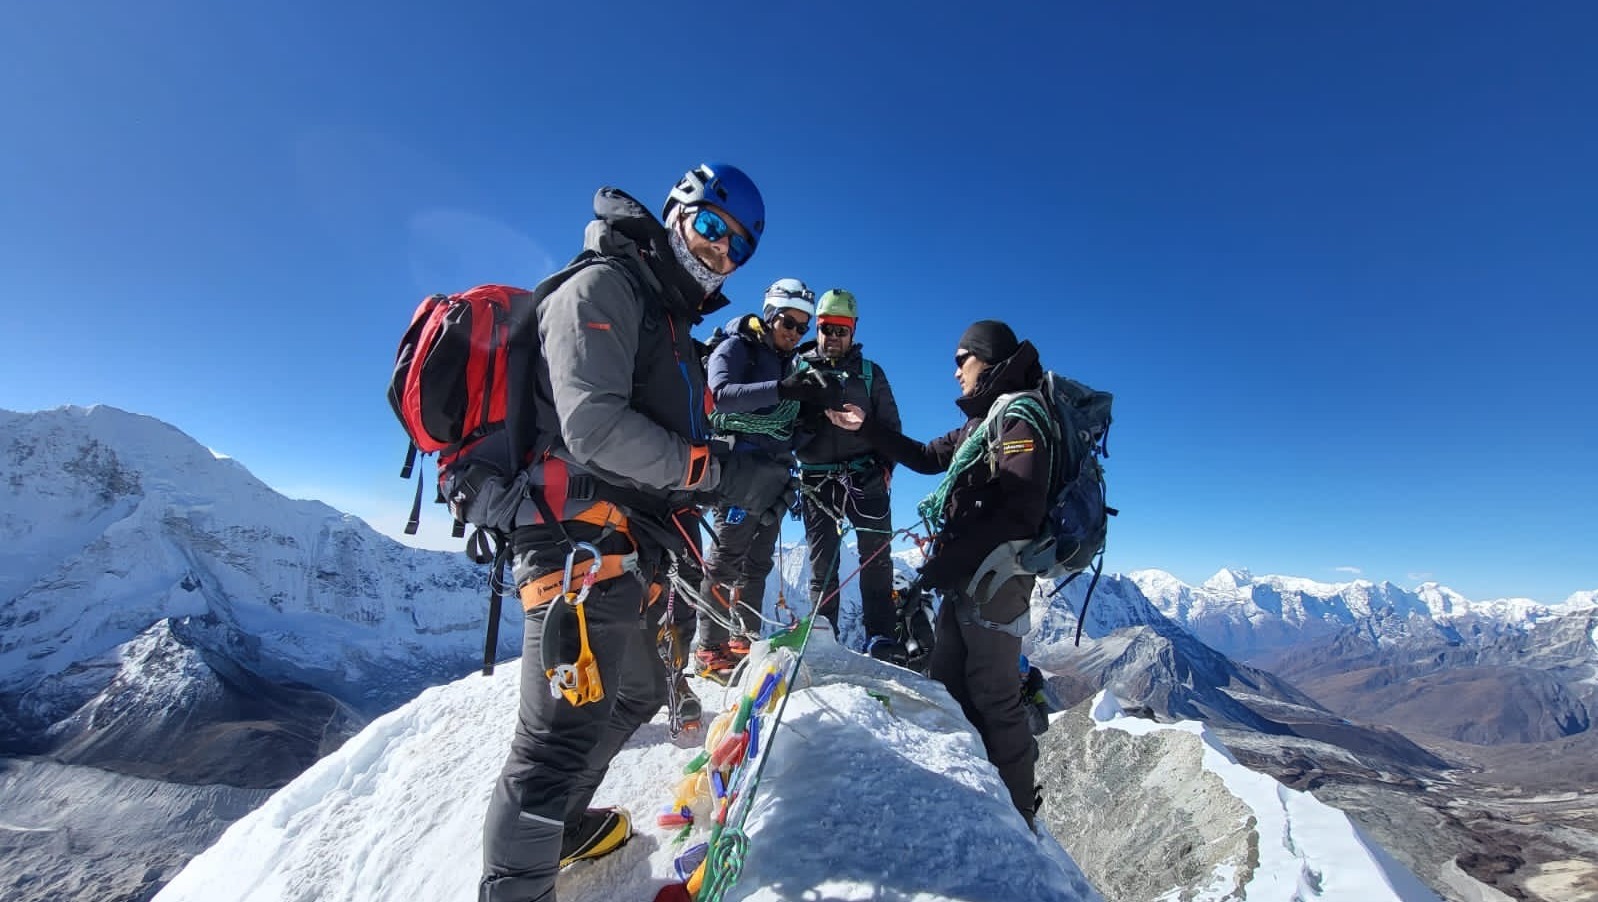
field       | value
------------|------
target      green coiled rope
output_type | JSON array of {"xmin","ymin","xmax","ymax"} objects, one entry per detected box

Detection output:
[
  {"xmin": 708, "ymin": 400, "xmax": 802, "ymax": 441},
  {"xmin": 916, "ymin": 394, "xmax": 1053, "ymax": 531}
]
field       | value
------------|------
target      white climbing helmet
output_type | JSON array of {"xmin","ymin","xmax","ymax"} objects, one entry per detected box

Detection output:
[{"xmin": 762, "ymin": 278, "xmax": 816, "ymax": 320}]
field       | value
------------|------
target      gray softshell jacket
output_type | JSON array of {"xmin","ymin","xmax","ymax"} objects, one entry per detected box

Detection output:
[{"xmin": 530, "ymin": 189, "xmax": 730, "ymax": 510}]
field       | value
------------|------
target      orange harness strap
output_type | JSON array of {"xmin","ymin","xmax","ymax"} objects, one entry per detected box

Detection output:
[{"xmin": 520, "ymin": 553, "xmax": 631, "ymax": 611}]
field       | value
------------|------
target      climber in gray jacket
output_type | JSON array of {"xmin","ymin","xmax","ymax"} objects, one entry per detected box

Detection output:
[{"xmin": 480, "ymin": 163, "xmax": 790, "ymax": 902}]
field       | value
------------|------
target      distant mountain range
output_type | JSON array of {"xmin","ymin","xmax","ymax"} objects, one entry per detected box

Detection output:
[
  {"xmin": 1124, "ymin": 567, "xmax": 1598, "ymax": 746},
  {"xmin": 4, "ymin": 404, "xmax": 1593, "ymax": 902},
  {"xmin": 1129, "ymin": 566, "xmax": 1593, "ymax": 662}
]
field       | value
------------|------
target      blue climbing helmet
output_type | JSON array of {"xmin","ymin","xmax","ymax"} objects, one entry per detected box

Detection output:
[{"xmin": 663, "ymin": 163, "xmax": 767, "ymax": 253}]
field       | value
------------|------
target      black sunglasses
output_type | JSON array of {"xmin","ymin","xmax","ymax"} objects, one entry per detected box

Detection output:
[
  {"xmin": 774, "ymin": 314, "xmax": 810, "ymax": 335},
  {"xmin": 954, "ymin": 350, "xmax": 975, "ymax": 368},
  {"xmin": 819, "ymin": 324, "xmax": 852, "ymax": 338}
]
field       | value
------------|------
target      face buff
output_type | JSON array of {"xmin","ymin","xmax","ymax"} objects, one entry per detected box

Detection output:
[{"xmin": 668, "ymin": 217, "xmax": 728, "ymax": 297}]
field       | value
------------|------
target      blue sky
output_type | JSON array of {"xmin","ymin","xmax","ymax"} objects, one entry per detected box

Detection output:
[{"xmin": 3, "ymin": 2, "xmax": 1593, "ymax": 603}]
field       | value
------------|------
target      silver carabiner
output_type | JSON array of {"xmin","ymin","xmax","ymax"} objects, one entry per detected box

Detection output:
[{"xmin": 559, "ymin": 541, "xmax": 603, "ymax": 605}]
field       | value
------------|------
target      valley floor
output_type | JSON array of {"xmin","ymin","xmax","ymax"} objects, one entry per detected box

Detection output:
[
  {"xmin": 1220, "ymin": 727, "xmax": 1598, "ymax": 902},
  {"xmin": 0, "ymin": 756, "xmax": 269, "ymax": 902}
]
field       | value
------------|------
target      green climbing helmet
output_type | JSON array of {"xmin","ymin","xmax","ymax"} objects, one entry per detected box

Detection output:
[{"xmin": 816, "ymin": 289, "xmax": 858, "ymax": 325}]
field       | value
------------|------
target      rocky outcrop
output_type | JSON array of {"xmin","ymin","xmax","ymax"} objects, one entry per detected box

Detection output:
[{"xmin": 1039, "ymin": 705, "xmax": 1261, "ymax": 900}]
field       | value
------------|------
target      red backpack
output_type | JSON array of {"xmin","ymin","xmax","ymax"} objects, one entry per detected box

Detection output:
[
  {"xmin": 389, "ymin": 283, "xmax": 527, "ymax": 542},
  {"xmin": 385, "ymin": 255, "xmax": 641, "ymax": 674}
]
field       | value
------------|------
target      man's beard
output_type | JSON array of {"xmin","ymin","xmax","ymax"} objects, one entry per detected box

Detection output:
[{"xmin": 667, "ymin": 219, "xmax": 727, "ymax": 297}]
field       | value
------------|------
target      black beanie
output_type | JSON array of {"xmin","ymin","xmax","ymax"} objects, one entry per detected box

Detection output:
[{"xmin": 957, "ymin": 320, "xmax": 1019, "ymax": 363}]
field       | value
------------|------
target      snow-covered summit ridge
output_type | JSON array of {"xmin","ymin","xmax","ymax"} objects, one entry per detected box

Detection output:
[
  {"xmin": 156, "ymin": 628, "xmax": 1430, "ymax": 902},
  {"xmin": 155, "ymin": 628, "xmax": 1100, "ymax": 902}
]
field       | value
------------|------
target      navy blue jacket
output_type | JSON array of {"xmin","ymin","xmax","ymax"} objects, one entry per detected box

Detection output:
[{"xmin": 707, "ymin": 314, "xmax": 799, "ymax": 457}]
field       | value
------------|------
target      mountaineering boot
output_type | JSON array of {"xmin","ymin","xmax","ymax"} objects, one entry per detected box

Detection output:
[
  {"xmin": 560, "ymin": 807, "xmax": 632, "ymax": 867},
  {"xmin": 725, "ymin": 636, "xmax": 752, "ymax": 658},
  {"xmin": 899, "ymin": 598, "xmax": 936, "ymax": 672},
  {"xmin": 865, "ymin": 635, "xmax": 910, "ymax": 667},
  {"xmin": 674, "ymin": 673, "xmax": 702, "ymax": 731},
  {"xmin": 694, "ymin": 644, "xmax": 738, "ymax": 683},
  {"xmin": 997, "ymin": 758, "xmax": 1037, "ymax": 831}
]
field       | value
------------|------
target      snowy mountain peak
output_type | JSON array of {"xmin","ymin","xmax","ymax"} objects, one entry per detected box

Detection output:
[
  {"xmin": 2, "ymin": 405, "xmax": 279, "ymax": 508},
  {"xmin": 1202, "ymin": 567, "xmax": 1254, "ymax": 590},
  {"xmin": 1414, "ymin": 582, "xmax": 1473, "ymax": 617},
  {"xmin": 1124, "ymin": 567, "xmax": 1185, "ymax": 594},
  {"xmin": 1564, "ymin": 589, "xmax": 1598, "ymax": 610},
  {"xmin": 0, "ymin": 405, "xmax": 515, "ymax": 711}
]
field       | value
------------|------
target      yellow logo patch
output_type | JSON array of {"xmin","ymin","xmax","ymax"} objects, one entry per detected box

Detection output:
[{"xmin": 1002, "ymin": 439, "xmax": 1035, "ymax": 455}]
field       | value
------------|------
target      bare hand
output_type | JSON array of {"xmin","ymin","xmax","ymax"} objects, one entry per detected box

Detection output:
[{"xmin": 826, "ymin": 403, "xmax": 866, "ymax": 431}]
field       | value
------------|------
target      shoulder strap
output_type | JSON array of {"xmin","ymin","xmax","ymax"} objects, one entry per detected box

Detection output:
[
  {"xmin": 981, "ymin": 390, "xmax": 1056, "ymax": 477},
  {"xmin": 531, "ymin": 249, "xmax": 634, "ymax": 307},
  {"xmin": 520, "ymin": 250, "xmax": 657, "ymax": 463},
  {"xmin": 861, "ymin": 358, "xmax": 875, "ymax": 398},
  {"xmin": 916, "ymin": 390, "xmax": 1047, "ymax": 532}
]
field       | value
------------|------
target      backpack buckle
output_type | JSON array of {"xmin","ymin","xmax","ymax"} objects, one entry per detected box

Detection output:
[{"xmin": 568, "ymin": 473, "xmax": 596, "ymax": 502}]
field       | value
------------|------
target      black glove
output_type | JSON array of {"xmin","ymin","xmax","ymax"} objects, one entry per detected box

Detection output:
[
  {"xmin": 777, "ymin": 369, "xmax": 842, "ymax": 407},
  {"xmin": 915, "ymin": 554, "xmax": 951, "ymax": 592},
  {"xmin": 708, "ymin": 453, "xmax": 793, "ymax": 514}
]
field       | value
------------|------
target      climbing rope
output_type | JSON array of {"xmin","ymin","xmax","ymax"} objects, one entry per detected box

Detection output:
[
  {"xmin": 707, "ymin": 400, "xmax": 802, "ymax": 441},
  {"xmin": 916, "ymin": 394, "xmax": 1053, "ymax": 531},
  {"xmin": 693, "ymin": 518, "xmax": 928, "ymax": 901},
  {"xmin": 695, "ymin": 621, "xmax": 813, "ymax": 902}
]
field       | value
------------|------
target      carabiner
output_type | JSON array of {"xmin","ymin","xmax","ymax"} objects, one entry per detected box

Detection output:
[
  {"xmin": 560, "ymin": 541, "xmax": 603, "ymax": 606},
  {"xmin": 544, "ymin": 541, "xmax": 607, "ymax": 707}
]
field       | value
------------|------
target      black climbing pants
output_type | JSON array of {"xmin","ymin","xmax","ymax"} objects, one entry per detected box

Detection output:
[
  {"xmin": 480, "ymin": 571, "xmax": 665, "ymax": 902},
  {"xmin": 800, "ymin": 468, "xmax": 894, "ymax": 643},
  {"xmin": 927, "ymin": 577, "xmax": 1037, "ymax": 826}
]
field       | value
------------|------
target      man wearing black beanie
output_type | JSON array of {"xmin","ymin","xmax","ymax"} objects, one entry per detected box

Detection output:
[
  {"xmin": 826, "ymin": 319, "xmax": 1048, "ymax": 828},
  {"xmin": 956, "ymin": 320, "xmax": 1020, "ymax": 365}
]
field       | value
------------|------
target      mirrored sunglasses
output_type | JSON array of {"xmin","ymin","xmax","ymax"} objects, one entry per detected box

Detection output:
[
  {"xmin": 819, "ymin": 324, "xmax": 853, "ymax": 338},
  {"xmin": 691, "ymin": 207, "xmax": 755, "ymax": 266}
]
